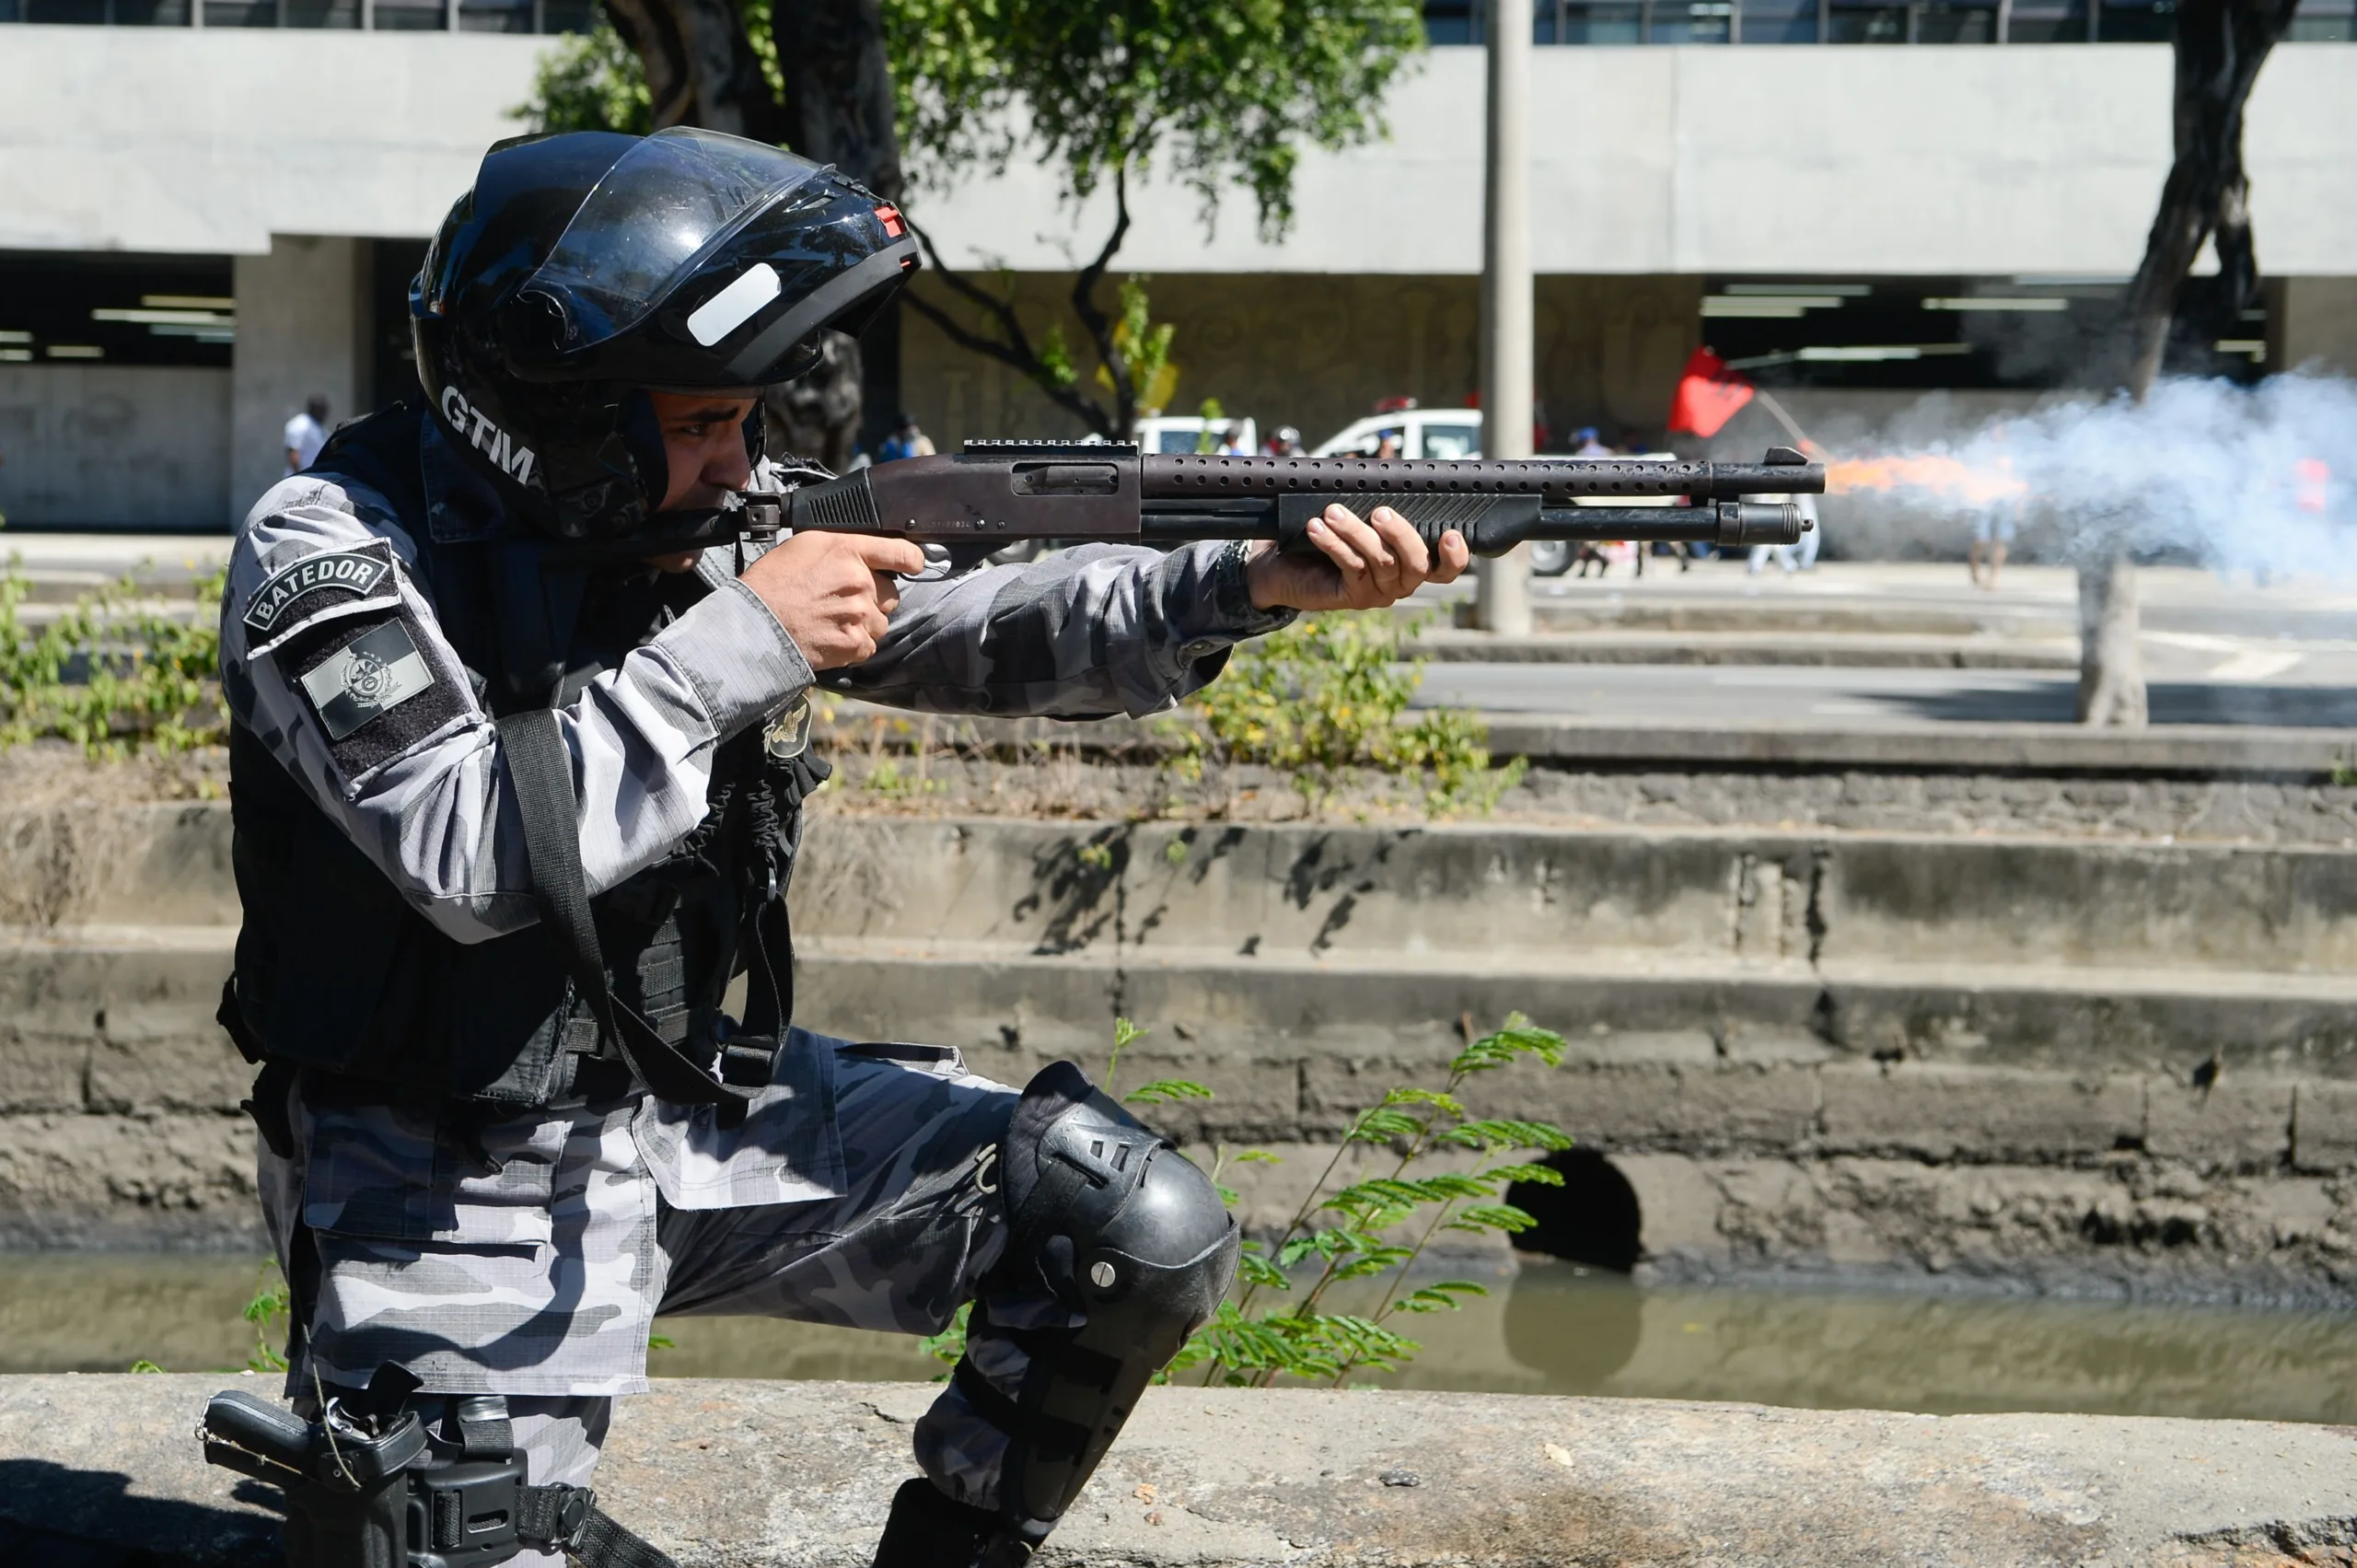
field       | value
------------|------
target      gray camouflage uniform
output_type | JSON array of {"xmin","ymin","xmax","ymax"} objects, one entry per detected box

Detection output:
[{"xmin": 226, "ymin": 422, "xmax": 1290, "ymax": 1563}]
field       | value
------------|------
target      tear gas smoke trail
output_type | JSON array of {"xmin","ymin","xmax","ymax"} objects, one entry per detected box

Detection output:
[{"xmin": 1823, "ymin": 374, "xmax": 2357, "ymax": 580}]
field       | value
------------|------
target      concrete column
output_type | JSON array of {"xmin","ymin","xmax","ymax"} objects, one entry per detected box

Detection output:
[
  {"xmin": 1475, "ymin": 0, "xmax": 1534, "ymax": 635},
  {"xmin": 229, "ymin": 236, "xmax": 370, "ymax": 528},
  {"xmin": 2270, "ymin": 277, "xmax": 2357, "ymax": 378}
]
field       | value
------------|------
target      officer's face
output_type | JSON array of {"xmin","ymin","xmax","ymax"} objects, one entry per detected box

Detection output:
[{"xmin": 644, "ymin": 389, "xmax": 760, "ymax": 571}]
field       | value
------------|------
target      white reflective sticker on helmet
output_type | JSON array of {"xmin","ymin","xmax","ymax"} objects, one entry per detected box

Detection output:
[{"xmin": 686, "ymin": 263, "xmax": 783, "ymax": 347}]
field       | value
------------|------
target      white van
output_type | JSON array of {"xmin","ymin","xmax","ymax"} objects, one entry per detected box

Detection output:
[
  {"xmin": 1311, "ymin": 409, "xmax": 1484, "ymax": 460},
  {"xmin": 1133, "ymin": 414, "xmax": 1258, "ymax": 455}
]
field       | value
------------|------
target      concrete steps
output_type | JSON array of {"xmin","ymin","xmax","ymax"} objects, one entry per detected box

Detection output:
[{"xmin": 10, "ymin": 808, "xmax": 2357, "ymax": 1294}]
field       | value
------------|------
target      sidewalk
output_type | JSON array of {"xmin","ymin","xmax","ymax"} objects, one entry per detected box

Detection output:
[
  {"xmin": 1430, "ymin": 557, "xmax": 2357, "ymax": 645},
  {"xmin": 5, "ymin": 1374, "xmax": 2350, "ymax": 1567}
]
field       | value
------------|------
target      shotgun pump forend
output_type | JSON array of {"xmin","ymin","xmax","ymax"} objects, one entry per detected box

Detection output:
[{"xmin": 733, "ymin": 441, "xmax": 1821, "ymax": 557}]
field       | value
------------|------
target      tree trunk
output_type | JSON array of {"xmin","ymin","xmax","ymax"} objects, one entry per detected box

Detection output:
[
  {"xmin": 771, "ymin": 0, "xmax": 903, "ymax": 455},
  {"xmin": 602, "ymin": 0, "xmax": 782, "ymax": 140},
  {"xmin": 2076, "ymin": 552, "xmax": 2147, "ymax": 726},
  {"xmin": 774, "ymin": 0, "xmax": 903, "ymax": 201},
  {"xmin": 602, "ymin": 0, "xmax": 893, "ymax": 463},
  {"xmin": 2077, "ymin": 0, "xmax": 2295, "ymax": 726},
  {"xmin": 763, "ymin": 331, "xmax": 865, "ymax": 471}
]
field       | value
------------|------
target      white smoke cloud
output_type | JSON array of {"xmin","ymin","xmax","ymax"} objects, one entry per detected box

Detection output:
[{"xmin": 1836, "ymin": 373, "xmax": 2357, "ymax": 577}]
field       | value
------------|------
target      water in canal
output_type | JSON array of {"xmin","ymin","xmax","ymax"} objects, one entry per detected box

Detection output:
[{"xmin": 7, "ymin": 1252, "xmax": 2355, "ymax": 1424}]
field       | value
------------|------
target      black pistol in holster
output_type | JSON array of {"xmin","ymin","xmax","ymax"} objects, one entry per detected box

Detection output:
[{"xmin": 201, "ymin": 1369, "xmax": 667, "ymax": 1568}]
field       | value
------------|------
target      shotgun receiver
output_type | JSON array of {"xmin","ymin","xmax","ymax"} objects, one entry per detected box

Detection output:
[{"xmin": 735, "ymin": 441, "xmax": 1821, "ymax": 557}]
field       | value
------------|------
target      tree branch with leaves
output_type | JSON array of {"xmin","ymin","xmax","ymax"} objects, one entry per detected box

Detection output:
[{"xmin": 884, "ymin": 0, "xmax": 1423, "ymax": 436}]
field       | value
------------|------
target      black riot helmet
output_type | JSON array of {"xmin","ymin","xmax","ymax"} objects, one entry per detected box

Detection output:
[{"xmin": 412, "ymin": 126, "xmax": 919, "ymax": 548}]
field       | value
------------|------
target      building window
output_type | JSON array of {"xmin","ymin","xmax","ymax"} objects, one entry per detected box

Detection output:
[
  {"xmin": 370, "ymin": 0, "xmax": 447, "ymax": 26},
  {"xmin": 459, "ymin": 0, "xmax": 531, "ymax": 29},
  {"xmin": 2003, "ymin": 0, "xmax": 2089, "ymax": 41},
  {"xmin": 1424, "ymin": 0, "xmax": 2346, "ymax": 36},
  {"xmin": 2096, "ymin": 0, "xmax": 2175, "ymax": 39},
  {"xmin": 2290, "ymin": 0, "xmax": 2352, "ymax": 34},
  {"xmin": 1740, "ymin": 0, "xmax": 1821, "ymax": 43}
]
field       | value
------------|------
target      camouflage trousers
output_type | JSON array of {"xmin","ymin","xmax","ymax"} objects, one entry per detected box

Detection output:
[{"xmin": 258, "ymin": 1029, "xmax": 1067, "ymax": 1567}]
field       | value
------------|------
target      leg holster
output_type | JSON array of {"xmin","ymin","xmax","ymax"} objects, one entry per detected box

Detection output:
[
  {"xmin": 202, "ymin": 1376, "xmax": 668, "ymax": 1568},
  {"xmin": 952, "ymin": 1061, "xmax": 1240, "ymax": 1551}
]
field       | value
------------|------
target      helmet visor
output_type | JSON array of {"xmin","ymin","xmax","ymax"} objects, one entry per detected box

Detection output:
[{"xmin": 526, "ymin": 127, "xmax": 828, "ymax": 353}]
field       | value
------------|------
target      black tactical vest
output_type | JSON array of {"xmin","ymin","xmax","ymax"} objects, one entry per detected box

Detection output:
[{"xmin": 221, "ymin": 405, "xmax": 815, "ymax": 1111}]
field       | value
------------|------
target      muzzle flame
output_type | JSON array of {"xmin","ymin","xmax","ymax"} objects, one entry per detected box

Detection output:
[{"xmin": 1826, "ymin": 455, "xmax": 2028, "ymax": 505}]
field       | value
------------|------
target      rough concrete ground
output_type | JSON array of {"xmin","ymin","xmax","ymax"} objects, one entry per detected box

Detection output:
[{"xmin": 4, "ymin": 1375, "xmax": 2355, "ymax": 1567}]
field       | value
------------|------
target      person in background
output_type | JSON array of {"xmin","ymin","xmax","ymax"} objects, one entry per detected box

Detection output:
[
  {"xmin": 1264, "ymin": 425, "xmax": 1304, "ymax": 457},
  {"xmin": 1375, "ymin": 429, "xmax": 1404, "ymax": 459},
  {"xmin": 1215, "ymin": 423, "xmax": 1251, "ymax": 456},
  {"xmin": 1571, "ymin": 425, "xmax": 1611, "ymax": 459},
  {"xmin": 1748, "ymin": 491, "xmax": 1821, "ymax": 575},
  {"xmin": 282, "ymin": 395, "xmax": 329, "ymax": 476},
  {"xmin": 877, "ymin": 412, "xmax": 935, "ymax": 463},
  {"xmin": 1969, "ymin": 499, "xmax": 2015, "ymax": 588}
]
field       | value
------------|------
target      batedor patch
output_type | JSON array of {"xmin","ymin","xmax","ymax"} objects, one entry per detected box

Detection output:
[
  {"xmin": 298, "ymin": 617, "xmax": 436, "ymax": 741},
  {"xmin": 243, "ymin": 542, "xmax": 396, "ymax": 637}
]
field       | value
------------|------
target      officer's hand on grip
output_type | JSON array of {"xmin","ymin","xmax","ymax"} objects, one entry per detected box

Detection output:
[{"xmin": 743, "ymin": 532, "xmax": 927, "ymax": 670}]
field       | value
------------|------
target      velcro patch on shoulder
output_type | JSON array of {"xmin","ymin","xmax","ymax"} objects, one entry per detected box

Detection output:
[
  {"xmin": 243, "ymin": 540, "xmax": 398, "ymax": 640},
  {"xmin": 297, "ymin": 616, "xmax": 437, "ymax": 742}
]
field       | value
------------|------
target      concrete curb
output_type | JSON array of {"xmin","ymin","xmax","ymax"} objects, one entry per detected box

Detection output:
[
  {"xmin": 1410, "ymin": 628, "xmax": 2079, "ymax": 669},
  {"xmin": 810, "ymin": 702, "xmax": 2357, "ymax": 778},
  {"xmin": 1476, "ymin": 715, "xmax": 2357, "ymax": 775},
  {"xmin": 4, "ymin": 1375, "xmax": 2352, "ymax": 1567}
]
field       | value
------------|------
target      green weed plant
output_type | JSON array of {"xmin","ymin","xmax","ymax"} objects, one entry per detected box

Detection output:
[
  {"xmin": 1169, "ymin": 610, "xmax": 1525, "ymax": 815},
  {"xmin": 0, "ymin": 559, "xmax": 226, "ymax": 756}
]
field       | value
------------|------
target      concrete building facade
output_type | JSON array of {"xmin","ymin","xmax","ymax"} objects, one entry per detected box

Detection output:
[{"xmin": 0, "ymin": 24, "xmax": 2353, "ymax": 525}]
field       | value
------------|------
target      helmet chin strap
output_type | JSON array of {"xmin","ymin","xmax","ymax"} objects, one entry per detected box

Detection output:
[{"xmin": 616, "ymin": 390, "xmax": 668, "ymax": 512}]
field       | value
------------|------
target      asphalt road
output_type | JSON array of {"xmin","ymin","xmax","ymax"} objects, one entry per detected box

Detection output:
[{"xmin": 1411, "ymin": 559, "xmax": 2357, "ymax": 728}]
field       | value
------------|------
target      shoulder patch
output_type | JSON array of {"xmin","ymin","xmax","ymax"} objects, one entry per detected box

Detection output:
[
  {"xmin": 297, "ymin": 617, "xmax": 436, "ymax": 741},
  {"xmin": 243, "ymin": 540, "xmax": 397, "ymax": 638}
]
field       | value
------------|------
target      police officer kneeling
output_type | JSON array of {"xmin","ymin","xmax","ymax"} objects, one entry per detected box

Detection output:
[{"xmin": 201, "ymin": 126, "xmax": 1467, "ymax": 1568}]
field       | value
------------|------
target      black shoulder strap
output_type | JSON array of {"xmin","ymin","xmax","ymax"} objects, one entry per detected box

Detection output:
[
  {"xmin": 482, "ymin": 524, "xmax": 748, "ymax": 1111},
  {"xmin": 496, "ymin": 706, "xmax": 749, "ymax": 1112}
]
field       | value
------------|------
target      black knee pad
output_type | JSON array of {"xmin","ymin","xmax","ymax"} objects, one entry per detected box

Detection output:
[{"xmin": 964, "ymin": 1060, "xmax": 1237, "ymax": 1539}]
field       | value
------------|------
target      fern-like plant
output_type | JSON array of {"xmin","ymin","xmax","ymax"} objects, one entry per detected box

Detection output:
[
  {"xmin": 1178, "ymin": 1014, "xmax": 1571, "ymax": 1387},
  {"xmin": 924, "ymin": 1012, "xmax": 1574, "ymax": 1388}
]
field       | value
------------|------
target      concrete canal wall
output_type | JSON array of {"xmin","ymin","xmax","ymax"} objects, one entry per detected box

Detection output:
[
  {"xmin": 6, "ymin": 1374, "xmax": 2355, "ymax": 1567},
  {"xmin": 6, "ymin": 805, "xmax": 2357, "ymax": 1301}
]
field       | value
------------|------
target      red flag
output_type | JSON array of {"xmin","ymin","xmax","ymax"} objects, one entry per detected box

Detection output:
[{"xmin": 1666, "ymin": 348, "xmax": 1755, "ymax": 439}]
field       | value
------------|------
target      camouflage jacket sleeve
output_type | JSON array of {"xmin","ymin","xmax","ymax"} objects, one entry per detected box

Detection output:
[
  {"xmin": 817, "ymin": 540, "xmax": 1295, "ymax": 717},
  {"xmin": 219, "ymin": 474, "xmax": 814, "ymax": 946}
]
